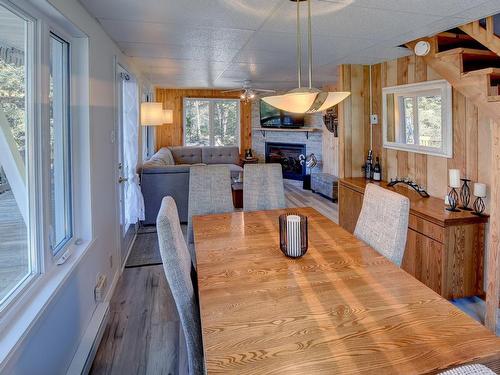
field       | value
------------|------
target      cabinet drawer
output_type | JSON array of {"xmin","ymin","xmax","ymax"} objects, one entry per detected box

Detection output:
[{"xmin": 408, "ymin": 214, "xmax": 444, "ymax": 243}]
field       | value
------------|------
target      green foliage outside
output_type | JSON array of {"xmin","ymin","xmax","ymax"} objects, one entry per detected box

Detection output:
[
  {"xmin": 0, "ymin": 59, "xmax": 25, "ymax": 153},
  {"xmin": 184, "ymin": 99, "xmax": 239, "ymax": 147}
]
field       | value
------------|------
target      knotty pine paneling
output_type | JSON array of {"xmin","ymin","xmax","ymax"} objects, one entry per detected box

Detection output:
[
  {"xmin": 339, "ymin": 55, "xmax": 493, "ymax": 208},
  {"xmin": 154, "ymin": 88, "xmax": 252, "ymax": 154}
]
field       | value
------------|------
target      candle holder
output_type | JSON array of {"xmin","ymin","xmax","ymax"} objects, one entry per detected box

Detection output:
[
  {"xmin": 472, "ymin": 197, "xmax": 486, "ymax": 216},
  {"xmin": 459, "ymin": 178, "xmax": 472, "ymax": 211},
  {"xmin": 446, "ymin": 187, "xmax": 460, "ymax": 212},
  {"xmin": 279, "ymin": 213, "xmax": 308, "ymax": 258}
]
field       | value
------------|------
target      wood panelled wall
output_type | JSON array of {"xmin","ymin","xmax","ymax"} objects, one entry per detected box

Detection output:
[
  {"xmin": 339, "ymin": 56, "xmax": 492, "ymax": 204},
  {"xmin": 154, "ymin": 88, "xmax": 252, "ymax": 154}
]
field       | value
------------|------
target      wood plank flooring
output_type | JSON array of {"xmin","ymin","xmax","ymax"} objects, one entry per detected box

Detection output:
[{"xmin": 90, "ymin": 180, "xmax": 338, "ymax": 375}]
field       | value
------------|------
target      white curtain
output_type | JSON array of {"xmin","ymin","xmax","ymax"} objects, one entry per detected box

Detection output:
[{"xmin": 123, "ymin": 77, "xmax": 145, "ymax": 224}]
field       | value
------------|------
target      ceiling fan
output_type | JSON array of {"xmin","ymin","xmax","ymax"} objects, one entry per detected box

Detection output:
[{"xmin": 222, "ymin": 80, "xmax": 276, "ymax": 102}]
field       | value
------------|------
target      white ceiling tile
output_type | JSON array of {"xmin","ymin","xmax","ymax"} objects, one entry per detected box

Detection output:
[
  {"xmin": 260, "ymin": 2, "xmax": 442, "ymax": 39},
  {"xmin": 80, "ymin": 0, "xmax": 281, "ymax": 30},
  {"xmin": 321, "ymin": 0, "xmax": 491, "ymax": 17},
  {"xmin": 451, "ymin": 0, "xmax": 500, "ymax": 20},
  {"xmin": 119, "ymin": 42, "xmax": 241, "ymax": 62},
  {"xmin": 99, "ymin": 19, "xmax": 254, "ymax": 50}
]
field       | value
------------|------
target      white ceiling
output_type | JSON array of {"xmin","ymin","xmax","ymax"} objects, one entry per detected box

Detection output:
[{"xmin": 79, "ymin": 0, "xmax": 500, "ymax": 90}]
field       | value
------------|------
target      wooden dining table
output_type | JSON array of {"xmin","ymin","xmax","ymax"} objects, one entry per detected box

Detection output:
[{"xmin": 193, "ymin": 207, "xmax": 500, "ymax": 374}]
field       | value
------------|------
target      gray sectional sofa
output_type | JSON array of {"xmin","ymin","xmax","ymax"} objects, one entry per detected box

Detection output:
[{"xmin": 140, "ymin": 146, "xmax": 242, "ymax": 224}]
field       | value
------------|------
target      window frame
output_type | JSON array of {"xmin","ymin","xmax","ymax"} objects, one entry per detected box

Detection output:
[
  {"xmin": 0, "ymin": 0, "xmax": 39, "ymax": 311},
  {"xmin": 0, "ymin": 0, "xmax": 84, "ymax": 317},
  {"xmin": 182, "ymin": 97, "xmax": 241, "ymax": 149},
  {"xmin": 382, "ymin": 79, "xmax": 452, "ymax": 158},
  {"xmin": 48, "ymin": 31, "xmax": 73, "ymax": 255}
]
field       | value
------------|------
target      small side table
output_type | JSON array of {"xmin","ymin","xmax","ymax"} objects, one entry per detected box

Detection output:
[{"xmin": 239, "ymin": 157, "xmax": 259, "ymax": 167}]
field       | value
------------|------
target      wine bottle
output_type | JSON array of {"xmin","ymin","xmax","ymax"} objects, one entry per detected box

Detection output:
[
  {"xmin": 365, "ymin": 150, "xmax": 373, "ymax": 180},
  {"xmin": 373, "ymin": 157, "xmax": 381, "ymax": 181}
]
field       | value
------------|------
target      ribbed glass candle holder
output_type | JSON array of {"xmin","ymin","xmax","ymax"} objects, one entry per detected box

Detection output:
[{"xmin": 279, "ymin": 213, "xmax": 308, "ymax": 258}]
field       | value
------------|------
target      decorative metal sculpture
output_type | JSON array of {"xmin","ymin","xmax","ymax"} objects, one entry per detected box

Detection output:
[
  {"xmin": 472, "ymin": 196, "xmax": 486, "ymax": 216},
  {"xmin": 387, "ymin": 177, "xmax": 430, "ymax": 198},
  {"xmin": 323, "ymin": 106, "xmax": 339, "ymax": 137},
  {"xmin": 446, "ymin": 187, "xmax": 460, "ymax": 212},
  {"xmin": 459, "ymin": 178, "xmax": 472, "ymax": 211},
  {"xmin": 299, "ymin": 153, "xmax": 318, "ymax": 170}
]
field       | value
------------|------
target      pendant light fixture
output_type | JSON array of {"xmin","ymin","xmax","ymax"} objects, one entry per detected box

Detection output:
[{"xmin": 262, "ymin": 0, "xmax": 350, "ymax": 114}]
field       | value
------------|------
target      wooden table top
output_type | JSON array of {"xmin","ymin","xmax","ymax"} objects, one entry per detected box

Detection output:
[
  {"xmin": 193, "ymin": 207, "xmax": 500, "ymax": 374},
  {"xmin": 340, "ymin": 178, "xmax": 489, "ymax": 227}
]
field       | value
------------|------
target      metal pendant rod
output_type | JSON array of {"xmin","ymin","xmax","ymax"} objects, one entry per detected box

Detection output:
[
  {"xmin": 296, "ymin": 0, "xmax": 302, "ymax": 88},
  {"xmin": 307, "ymin": 0, "xmax": 313, "ymax": 89}
]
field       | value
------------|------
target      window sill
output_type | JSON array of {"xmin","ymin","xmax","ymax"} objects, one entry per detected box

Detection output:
[{"xmin": 0, "ymin": 238, "xmax": 95, "ymax": 370}]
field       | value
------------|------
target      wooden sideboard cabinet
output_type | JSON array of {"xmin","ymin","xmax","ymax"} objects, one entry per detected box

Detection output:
[{"xmin": 339, "ymin": 178, "xmax": 488, "ymax": 299}]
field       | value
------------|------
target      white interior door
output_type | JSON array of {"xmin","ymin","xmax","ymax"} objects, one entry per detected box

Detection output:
[{"xmin": 116, "ymin": 64, "xmax": 140, "ymax": 264}]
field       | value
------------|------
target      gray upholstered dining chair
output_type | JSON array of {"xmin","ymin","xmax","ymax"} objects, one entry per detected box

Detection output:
[
  {"xmin": 438, "ymin": 364, "xmax": 497, "ymax": 374},
  {"xmin": 243, "ymin": 163, "xmax": 286, "ymax": 212},
  {"xmin": 156, "ymin": 196, "xmax": 204, "ymax": 375},
  {"xmin": 187, "ymin": 165, "xmax": 234, "ymax": 249},
  {"xmin": 354, "ymin": 183, "xmax": 410, "ymax": 267}
]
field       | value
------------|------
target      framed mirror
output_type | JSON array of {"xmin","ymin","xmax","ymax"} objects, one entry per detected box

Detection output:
[{"xmin": 382, "ymin": 79, "xmax": 452, "ymax": 158}]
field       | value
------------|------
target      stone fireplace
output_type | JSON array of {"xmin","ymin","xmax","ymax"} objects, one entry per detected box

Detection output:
[{"xmin": 265, "ymin": 142, "xmax": 306, "ymax": 180}]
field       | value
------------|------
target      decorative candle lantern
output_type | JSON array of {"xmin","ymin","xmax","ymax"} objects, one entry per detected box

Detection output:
[
  {"xmin": 279, "ymin": 213, "xmax": 308, "ymax": 258},
  {"xmin": 446, "ymin": 169, "xmax": 461, "ymax": 212},
  {"xmin": 472, "ymin": 182, "xmax": 487, "ymax": 216},
  {"xmin": 459, "ymin": 178, "xmax": 472, "ymax": 211}
]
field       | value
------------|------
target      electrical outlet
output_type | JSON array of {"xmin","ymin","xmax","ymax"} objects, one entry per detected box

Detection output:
[
  {"xmin": 94, "ymin": 274, "xmax": 107, "ymax": 303},
  {"xmin": 370, "ymin": 114, "xmax": 378, "ymax": 125}
]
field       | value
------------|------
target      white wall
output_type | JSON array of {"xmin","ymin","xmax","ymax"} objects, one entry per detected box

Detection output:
[{"xmin": 1, "ymin": 0, "xmax": 141, "ymax": 373}]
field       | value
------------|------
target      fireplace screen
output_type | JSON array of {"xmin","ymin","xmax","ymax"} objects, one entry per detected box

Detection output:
[{"xmin": 265, "ymin": 142, "xmax": 306, "ymax": 181}]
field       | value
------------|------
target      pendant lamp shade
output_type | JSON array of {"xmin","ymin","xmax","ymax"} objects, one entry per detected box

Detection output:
[
  {"xmin": 262, "ymin": 88, "xmax": 350, "ymax": 114},
  {"xmin": 262, "ymin": 89, "xmax": 317, "ymax": 114},
  {"xmin": 262, "ymin": 0, "xmax": 351, "ymax": 114},
  {"xmin": 141, "ymin": 102, "xmax": 164, "ymax": 126}
]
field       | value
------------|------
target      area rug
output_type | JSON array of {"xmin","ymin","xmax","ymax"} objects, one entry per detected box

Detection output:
[{"xmin": 125, "ymin": 225, "xmax": 188, "ymax": 268}]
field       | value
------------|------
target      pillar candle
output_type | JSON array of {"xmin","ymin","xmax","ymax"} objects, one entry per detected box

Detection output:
[
  {"xmin": 449, "ymin": 169, "xmax": 460, "ymax": 188},
  {"xmin": 286, "ymin": 215, "xmax": 301, "ymax": 257},
  {"xmin": 473, "ymin": 182, "xmax": 486, "ymax": 198}
]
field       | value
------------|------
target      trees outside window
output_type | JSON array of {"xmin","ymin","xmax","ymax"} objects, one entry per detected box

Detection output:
[{"xmin": 184, "ymin": 98, "xmax": 240, "ymax": 148}]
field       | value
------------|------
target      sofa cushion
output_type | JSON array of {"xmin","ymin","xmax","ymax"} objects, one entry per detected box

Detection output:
[
  {"xmin": 202, "ymin": 146, "xmax": 239, "ymax": 165},
  {"xmin": 142, "ymin": 147, "xmax": 175, "ymax": 169},
  {"xmin": 210, "ymin": 163, "xmax": 243, "ymax": 179},
  {"xmin": 169, "ymin": 146, "xmax": 202, "ymax": 164}
]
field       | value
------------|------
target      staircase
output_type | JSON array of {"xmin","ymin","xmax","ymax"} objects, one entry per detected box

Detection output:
[{"xmin": 405, "ymin": 15, "xmax": 500, "ymax": 121}]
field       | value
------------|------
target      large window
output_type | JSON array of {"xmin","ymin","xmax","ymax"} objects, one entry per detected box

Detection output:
[
  {"xmin": 49, "ymin": 33, "xmax": 72, "ymax": 254},
  {"xmin": 183, "ymin": 98, "xmax": 240, "ymax": 147},
  {"xmin": 0, "ymin": 3, "xmax": 34, "ymax": 304},
  {"xmin": 0, "ymin": 1, "xmax": 77, "ymax": 312}
]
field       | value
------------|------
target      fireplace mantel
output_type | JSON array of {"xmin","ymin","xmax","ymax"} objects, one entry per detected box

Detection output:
[{"xmin": 255, "ymin": 127, "xmax": 321, "ymax": 139}]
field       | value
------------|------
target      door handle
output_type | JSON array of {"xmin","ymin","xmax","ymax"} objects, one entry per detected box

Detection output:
[{"xmin": 118, "ymin": 176, "xmax": 128, "ymax": 183}]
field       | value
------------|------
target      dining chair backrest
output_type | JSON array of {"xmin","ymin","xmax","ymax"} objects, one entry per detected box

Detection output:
[
  {"xmin": 243, "ymin": 163, "xmax": 286, "ymax": 212},
  {"xmin": 156, "ymin": 196, "xmax": 203, "ymax": 375},
  {"xmin": 187, "ymin": 165, "xmax": 234, "ymax": 247},
  {"xmin": 438, "ymin": 364, "xmax": 497, "ymax": 374},
  {"xmin": 354, "ymin": 183, "xmax": 410, "ymax": 267}
]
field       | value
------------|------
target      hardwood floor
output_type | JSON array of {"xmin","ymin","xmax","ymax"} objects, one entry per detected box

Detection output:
[
  {"xmin": 90, "ymin": 264, "xmax": 182, "ymax": 375},
  {"xmin": 284, "ymin": 179, "xmax": 338, "ymax": 223}
]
